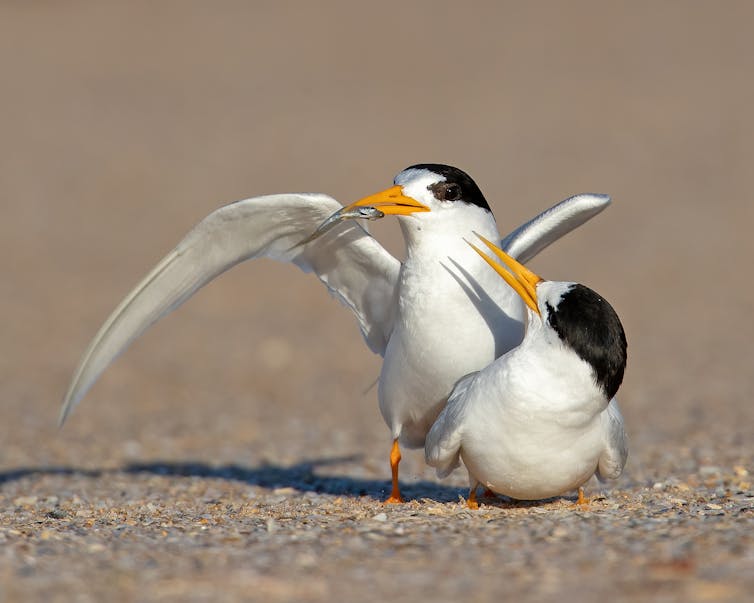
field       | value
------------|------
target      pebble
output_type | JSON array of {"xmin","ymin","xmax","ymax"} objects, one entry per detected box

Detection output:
[{"xmin": 13, "ymin": 496, "xmax": 38, "ymax": 506}]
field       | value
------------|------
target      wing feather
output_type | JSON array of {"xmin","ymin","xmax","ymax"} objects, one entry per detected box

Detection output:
[
  {"xmin": 59, "ymin": 193, "xmax": 400, "ymax": 424},
  {"xmin": 501, "ymin": 194, "xmax": 611, "ymax": 263},
  {"xmin": 425, "ymin": 372, "xmax": 478, "ymax": 478},
  {"xmin": 596, "ymin": 398, "xmax": 628, "ymax": 481}
]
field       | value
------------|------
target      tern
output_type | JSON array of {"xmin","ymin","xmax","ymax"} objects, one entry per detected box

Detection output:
[
  {"xmin": 59, "ymin": 163, "xmax": 610, "ymax": 503},
  {"xmin": 425, "ymin": 234, "xmax": 627, "ymax": 508}
]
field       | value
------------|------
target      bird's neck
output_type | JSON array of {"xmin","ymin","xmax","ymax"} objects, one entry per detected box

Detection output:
[
  {"xmin": 398, "ymin": 208, "xmax": 500, "ymax": 259},
  {"xmin": 394, "ymin": 212, "xmax": 525, "ymax": 359},
  {"xmin": 398, "ymin": 209, "xmax": 508, "ymax": 304},
  {"xmin": 399, "ymin": 215, "xmax": 503, "ymax": 286}
]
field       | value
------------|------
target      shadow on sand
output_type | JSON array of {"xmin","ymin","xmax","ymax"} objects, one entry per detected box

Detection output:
[
  {"xmin": 0, "ymin": 455, "xmax": 471, "ymax": 503},
  {"xmin": 122, "ymin": 456, "xmax": 470, "ymax": 503}
]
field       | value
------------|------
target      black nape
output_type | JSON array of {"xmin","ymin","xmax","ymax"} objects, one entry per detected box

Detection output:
[{"xmin": 545, "ymin": 284, "xmax": 627, "ymax": 399}]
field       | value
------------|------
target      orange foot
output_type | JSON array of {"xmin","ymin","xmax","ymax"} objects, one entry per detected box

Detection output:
[
  {"xmin": 467, "ymin": 487, "xmax": 480, "ymax": 510},
  {"xmin": 576, "ymin": 487, "xmax": 590, "ymax": 506},
  {"xmin": 384, "ymin": 439, "xmax": 405, "ymax": 504}
]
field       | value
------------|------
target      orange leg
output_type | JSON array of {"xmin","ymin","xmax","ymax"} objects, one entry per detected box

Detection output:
[
  {"xmin": 384, "ymin": 439, "xmax": 404, "ymax": 504},
  {"xmin": 467, "ymin": 486, "xmax": 480, "ymax": 510},
  {"xmin": 576, "ymin": 486, "xmax": 590, "ymax": 506}
]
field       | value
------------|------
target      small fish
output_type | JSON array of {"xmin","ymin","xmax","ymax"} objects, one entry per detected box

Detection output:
[{"xmin": 293, "ymin": 205, "xmax": 385, "ymax": 248}]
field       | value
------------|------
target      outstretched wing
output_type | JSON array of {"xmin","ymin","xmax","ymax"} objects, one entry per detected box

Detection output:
[
  {"xmin": 500, "ymin": 194, "xmax": 611, "ymax": 263},
  {"xmin": 59, "ymin": 193, "xmax": 400, "ymax": 424}
]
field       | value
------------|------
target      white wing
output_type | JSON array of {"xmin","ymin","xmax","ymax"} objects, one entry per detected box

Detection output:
[
  {"xmin": 500, "ymin": 194, "xmax": 611, "ymax": 263},
  {"xmin": 59, "ymin": 193, "xmax": 400, "ymax": 424},
  {"xmin": 425, "ymin": 372, "xmax": 478, "ymax": 478},
  {"xmin": 596, "ymin": 398, "xmax": 628, "ymax": 481}
]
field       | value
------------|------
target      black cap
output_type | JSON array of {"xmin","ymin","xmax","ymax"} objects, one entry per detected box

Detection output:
[{"xmin": 404, "ymin": 164, "xmax": 491, "ymax": 212}]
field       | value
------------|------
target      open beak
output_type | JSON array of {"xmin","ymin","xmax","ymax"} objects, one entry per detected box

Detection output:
[
  {"xmin": 342, "ymin": 185, "xmax": 430, "ymax": 216},
  {"xmin": 295, "ymin": 185, "xmax": 430, "ymax": 248},
  {"xmin": 467, "ymin": 233, "xmax": 543, "ymax": 315}
]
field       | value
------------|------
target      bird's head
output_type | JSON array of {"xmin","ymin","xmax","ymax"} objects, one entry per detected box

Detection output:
[
  {"xmin": 348, "ymin": 164, "xmax": 493, "ymax": 230},
  {"xmin": 383, "ymin": 163, "xmax": 490, "ymax": 212},
  {"xmin": 469, "ymin": 234, "xmax": 627, "ymax": 400},
  {"xmin": 302, "ymin": 164, "xmax": 496, "ymax": 247}
]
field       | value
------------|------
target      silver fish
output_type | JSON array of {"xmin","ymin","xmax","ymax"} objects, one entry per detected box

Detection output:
[{"xmin": 293, "ymin": 205, "xmax": 385, "ymax": 248}]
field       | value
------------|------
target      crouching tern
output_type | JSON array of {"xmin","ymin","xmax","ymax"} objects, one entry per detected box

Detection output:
[
  {"xmin": 425, "ymin": 234, "xmax": 628, "ymax": 508},
  {"xmin": 59, "ymin": 163, "xmax": 611, "ymax": 503}
]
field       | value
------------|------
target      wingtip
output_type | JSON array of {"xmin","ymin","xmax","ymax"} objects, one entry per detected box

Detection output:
[
  {"xmin": 57, "ymin": 390, "xmax": 78, "ymax": 428},
  {"xmin": 578, "ymin": 193, "xmax": 612, "ymax": 206},
  {"xmin": 57, "ymin": 401, "xmax": 71, "ymax": 428}
]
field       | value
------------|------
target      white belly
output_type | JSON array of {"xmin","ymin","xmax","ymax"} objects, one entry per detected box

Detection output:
[
  {"xmin": 457, "ymin": 352, "xmax": 609, "ymax": 499},
  {"xmin": 461, "ymin": 418, "xmax": 603, "ymax": 499}
]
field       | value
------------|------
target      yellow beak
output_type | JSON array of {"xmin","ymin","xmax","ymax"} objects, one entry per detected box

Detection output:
[
  {"xmin": 342, "ymin": 185, "xmax": 430, "ymax": 216},
  {"xmin": 467, "ymin": 233, "xmax": 543, "ymax": 315}
]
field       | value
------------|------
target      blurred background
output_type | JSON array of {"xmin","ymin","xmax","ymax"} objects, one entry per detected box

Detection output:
[{"xmin": 0, "ymin": 1, "xmax": 752, "ymax": 597}]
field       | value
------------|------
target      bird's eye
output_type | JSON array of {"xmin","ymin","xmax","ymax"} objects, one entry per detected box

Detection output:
[{"xmin": 443, "ymin": 184, "xmax": 461, "ymax": 201}]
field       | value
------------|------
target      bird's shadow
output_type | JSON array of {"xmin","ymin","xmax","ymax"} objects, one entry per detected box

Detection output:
[
  {"xmin": 0, "ymin": 455, "xmax": 468, "ymax": 503},
  {"xmin": 442, "ymin": 259, "xmax": 522, "ymax": 358}
]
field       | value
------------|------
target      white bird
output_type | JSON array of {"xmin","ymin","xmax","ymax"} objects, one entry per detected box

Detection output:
[
  {"xmin": 59, "ymin": 163, "xmax": 611, "ymax": 503},
  {"xmin": 425, "ymin": 234, "xmax": 627, "ymax": 508}
]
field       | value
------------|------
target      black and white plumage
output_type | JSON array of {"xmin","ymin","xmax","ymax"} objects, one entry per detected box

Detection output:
[
  {"xmin": 425, "ymin": 235, "xmax": 628, "ymax": 507},
  {"xmin": 59, "ymin": 163, "xmax": 611, "ymax": 502}
]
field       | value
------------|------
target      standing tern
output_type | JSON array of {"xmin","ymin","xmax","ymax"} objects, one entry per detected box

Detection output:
[
  {"xmin": 59, "ymin": 163, "xmax": 610, "ymax": 503},
  {"xmin": 425, "ymin": 234, "xmax": 627, "ymax": 508}
]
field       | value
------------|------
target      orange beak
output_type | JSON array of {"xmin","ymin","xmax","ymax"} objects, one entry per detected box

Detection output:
[
  {"xmin": 341, "ymin": 185, "xmax": 430, "ymax": 216},
  {"xmin": 467, "ymin": 233, "xmax": 543, "ymax": 315}
]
